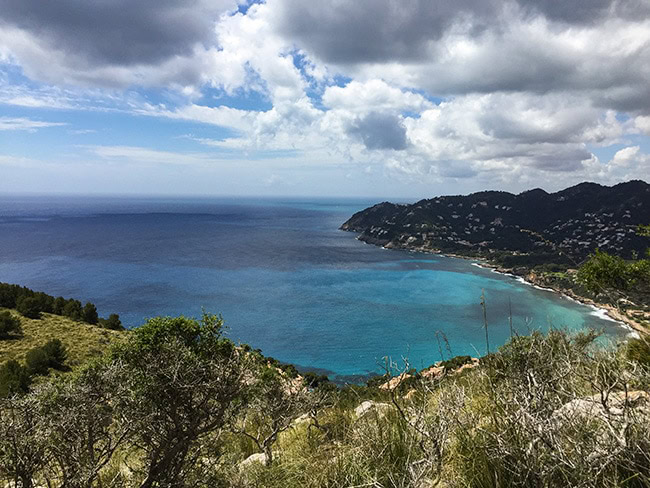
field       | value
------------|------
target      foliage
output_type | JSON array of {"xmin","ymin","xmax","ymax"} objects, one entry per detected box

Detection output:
[
  {"xmin": 82, "ymin": 302, "xmax": 99, "ymax": 325},
  {"xmin": 0, "ymin": 282, "xmax": 120, "ymax": 326},
  {"xmin": 110, "ymin": 314, "xmax": 251, "ymax": 488},
  {"xmin": 1, "ymin": 314, "xmax": 649, "ymax": 488},
  {"xmin": 0, "ymin": 310, "xmax": 22, "ymax": 339},
  {"xmin": 17, "ymin": 296, "xmax": 42, "ymax": 319},
  {"xmin": 98, "ymin": 313, "xmax": 123, "ymax": 330},
  {"xmin": 25, "ymin": 339, "xmax": 68, "ymax": 376},
  {"xmin": 626, "ymin": 337, "xmax": 650, "ymax": 369},
  {"xmin": 0, "ymin": 360, "xmax": 31, "ymax": 397},
  {"xmin": 440, "ymin": 354, "xmax": 473, "ymax": 372}
]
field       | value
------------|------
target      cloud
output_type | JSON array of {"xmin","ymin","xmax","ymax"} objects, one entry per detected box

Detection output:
[
  {"xmin": 0, "ymin": 0, "xmax": 238, "ymax": 87},
  {"xmin": 348, "ymin": 112, "xmax": 408, "ymax": 150},
  {"xmin": 0, "ymin": 116, "xmax": 66, "ymax": 131}
]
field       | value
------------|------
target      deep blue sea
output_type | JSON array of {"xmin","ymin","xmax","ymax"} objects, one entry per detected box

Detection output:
[{"xmin": 0, "ymin": 195, "xmax": 630, "ymax": 381}]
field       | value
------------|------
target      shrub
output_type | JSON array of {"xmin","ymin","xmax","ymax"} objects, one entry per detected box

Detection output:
[
  {"xmin": 26, "ymin": 347, "xmax": 51, "ymax": 376},
  {"xmin": 0, "ymin": 311, "xmax": 21, "ymax": 339},
  {"xmin": 63, "ymin": 299, "xmax": 83, "ymax": 321},
  {"xmin": 42, "ymin": 339, "xmax": 68, "ymax": 370},
  {"xmin": 16, "ymin": 296, "xmax": 42, "ymax": 319},
  {"xmin": 0, "ymin": 360, "xmax": 31, "ymax": 397},
  {"xmin": 626, "ymin": 337, "xmax": 650, "ymax": 369},
  {"xmin": 439, "ymin": 355, "xmax": 472, "ymax": 372},
  {"xmin": 82, "ymin": 302, "xmax": 99, "ymax": 324},
  {"xmin": 25, "ymin": 339, "xmax": 68, "ymax": 376},
  {"xmin": 99, "ymin": 313, "xmax": 123, "ymax": 330}
]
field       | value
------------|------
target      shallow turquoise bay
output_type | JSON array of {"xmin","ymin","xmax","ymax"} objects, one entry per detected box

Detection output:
[{"xmin": 0, "ymin": 196, "xmax": 629, "ymax": 381}]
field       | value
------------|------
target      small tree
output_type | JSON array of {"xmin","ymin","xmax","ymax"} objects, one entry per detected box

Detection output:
[
  {"xmin": 0, "ymin": 393, "xmax": 49, "ymax": 488},
  {"xmin": 0, "ymin": 360, "xmax": 31, "ymax": 397},
  {"xmin": 237, "ymin": 366, "xmax": 312, "ymax": 466},
  {"xmin": 16, "ymin": 296, "xmax": 41, "ymax": 319},
  {"xmin": 63, "ymin": 300, "xmax": 83, "ymax": 321},
  {"xmin": 52, "ymin": 296, "xmax": 66, "ymax": 315},
  {"xmin": 0, "ymin": 311, "xmax": 22, "ymax": 339},
  {"xmin": 82, "ymin": 303, "xmax": 98, "ymax": 325},
  {"xmin": 110, "ymin": 314, "xmax": 250, "ymax": 488},
  {"xmin": 26, "ymin": 347, "xmax": 51, "ymax": 376},
  {"xmin": 99, "ymin": 313, "xmax": 123, "ymax": 330},
  {"xmin": 43, "ymin": 339, "xmax": 68, "ymax": 370},
  {"xmin": 39, "ymin": 361, "xmax": 132, "ymax": 488}
]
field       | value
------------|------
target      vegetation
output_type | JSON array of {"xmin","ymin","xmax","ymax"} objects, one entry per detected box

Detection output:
[
  {"xmin": 0, "ymin": 307, "xmax": 648, "ymax": 488},
  {"xmin": 0, "ymin": 282, "xmax": 123, "ymax": 328},
  {"xmin": 0, "ymin": 310, "xmax": 22, "ymax": 339}
]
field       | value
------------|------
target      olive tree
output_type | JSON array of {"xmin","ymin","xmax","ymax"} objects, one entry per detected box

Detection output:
[{"xmin": 110, "ymin": 314, "xmax": 251, "ymax": 488}]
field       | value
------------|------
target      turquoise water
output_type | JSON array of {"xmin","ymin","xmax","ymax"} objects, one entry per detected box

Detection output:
[{"xmin": 0, "ymin": 195, "xmax": 629, "ymax": 381}]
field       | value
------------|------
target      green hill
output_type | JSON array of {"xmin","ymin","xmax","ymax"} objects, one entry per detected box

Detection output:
[{"xmin": 0, "ymin": 307, "xmax": 125, "ymax": 367}]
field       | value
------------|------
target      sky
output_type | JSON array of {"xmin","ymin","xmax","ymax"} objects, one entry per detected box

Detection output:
[{"xmin": 1, "ymin": 0, "xmax": 650, "ymax": 199}]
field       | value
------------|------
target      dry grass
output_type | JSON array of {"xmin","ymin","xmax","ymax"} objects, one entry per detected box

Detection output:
[{"xmin": 0, "ymin": 308, "xmax": 126, "ymax": 367}]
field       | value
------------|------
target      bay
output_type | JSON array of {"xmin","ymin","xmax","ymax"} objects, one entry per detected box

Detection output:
[{"xmin": 0, "ymin": 195, "xmax": 629, "ymax": 381}]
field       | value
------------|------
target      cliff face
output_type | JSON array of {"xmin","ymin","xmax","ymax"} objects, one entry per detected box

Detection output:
[{"xmin": 341, "ymin": 180, "xmax": 650, "ymax": 262}]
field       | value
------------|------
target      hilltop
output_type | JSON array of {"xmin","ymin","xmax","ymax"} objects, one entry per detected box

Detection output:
[
  {"xmin": 0, "ymin": 308, "xmax": 125, "ymax": 367},
  {"xmin": 341, "ymin": 180, "xmax": 650, "ymax": 266}
]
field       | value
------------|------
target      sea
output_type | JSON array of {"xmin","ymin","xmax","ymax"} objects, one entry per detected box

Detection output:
[{"xmin": 0, "ymin": 195, "xmax": 631, "ymax": 382}]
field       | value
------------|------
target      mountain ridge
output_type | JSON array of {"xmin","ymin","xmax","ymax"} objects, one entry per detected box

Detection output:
[{"xmin": 341, "ymin": 180, "xmax": 650, "ymax": 265}]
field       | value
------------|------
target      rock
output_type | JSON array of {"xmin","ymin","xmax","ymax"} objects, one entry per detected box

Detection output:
[
  {"xmin": 420, "ymin": 365, "xmax": 444, "ymax": 379},
  {"xmin": 292, "ymin": 413, "xmax": 311, "ymax": 426},
  {"xmin": 553, "ymin": 391, "xmax": 650, "ymax": 423},
  {"xmin": 354, "ymin": 400, "xmax": 392, "ymax": 419},
  {"xmin": 239, "ymin": 453, "xmax": 266, "ymax": 469},
  {"xmin": 379, "ymin": 373, "xmax": 412, "ymax": 390}
]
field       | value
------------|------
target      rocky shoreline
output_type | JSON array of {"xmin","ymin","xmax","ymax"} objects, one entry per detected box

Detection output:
[{"xmin": 354, "ymin": 235, "xmax": 649, "ymax": 337}]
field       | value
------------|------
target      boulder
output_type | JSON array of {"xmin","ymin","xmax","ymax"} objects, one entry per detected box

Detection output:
[{"xmin": 354, "ymin": 400, "xmax": 392, "ymax": 419}]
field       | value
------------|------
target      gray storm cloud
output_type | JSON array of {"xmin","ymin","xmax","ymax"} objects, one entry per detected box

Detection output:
[
  {"xmin": 349, "ymin": 112, "xmax": 408, "ymax": 151},
  {"xmin": 0, "ymin": 0, "xmax": 235, "ymax": 72}
]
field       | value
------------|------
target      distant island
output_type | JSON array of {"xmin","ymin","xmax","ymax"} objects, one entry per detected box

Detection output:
[{"xmin": 342, "ymin": 180, "xmax": 650, "ymax": 333}]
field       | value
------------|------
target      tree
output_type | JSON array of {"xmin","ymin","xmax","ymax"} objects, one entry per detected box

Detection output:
[
  {"xmin": 43, "ymin": 339, "xmax": 68, "ymax": 370},
  {"xmin": 16, "ymin": 296, "xmax": 41, "ymax": 319},
  {"xmin": 0, "ymin": 311, "xmax": 22, "ymax": 339},
  {"xmin": 99, "ymin": 313, "xmax": 123, "ymax": 330},
  {"xmin": 82, "ymin": 303, "xmax": 98, "ymax": 325},
  {"xmin": 26, "ymin": 347, "xmax": 51, "ymax": 376},
  {"xmin": 52, "ymin": 296, "xmax": 66, "ymax": 315},
  {"xmin": 577, "ymin": 249, "xmax": 632, "ymax": 295},
  {"xmin": 236, "ymin": 365, "xmax": 312, "ymax": 466},
  {"xmin": 110, "ymin": 314, "xmax": 251, "ymax": 488},
  {"xmin": 0, "ymin": 393, "xmax": 49, "ymax": 488},
  {"xmin": 25, "ymin": 340, "xmax": 68, "ymax": 376},
  {"xmin": 63, "ymin": 300, "xmax": 83, "ymax": 321},
  {"xmin": 39, "ymin": 362, "xmax": 132, "ymax": 488},
  {"xmin": 0, "ymin": 360, "xmax": 31, "ymax": 397}
]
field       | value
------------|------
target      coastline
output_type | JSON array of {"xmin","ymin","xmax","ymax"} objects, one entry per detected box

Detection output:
[{"xmin": 365, "ymin": 237, "xmax": 648, "ymax": 338}]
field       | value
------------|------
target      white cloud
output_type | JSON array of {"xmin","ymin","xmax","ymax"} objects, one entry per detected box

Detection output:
[{"xmin": 0, "ymin": 116, "xmax": 66, "ymax": 131}]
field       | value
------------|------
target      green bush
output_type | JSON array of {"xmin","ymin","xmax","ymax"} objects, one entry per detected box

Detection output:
[
  {"xmin": 82, "ymin": 303, "xmax": 99, "ymax": 324},
  {"xmin": 0, "ymin": 360, "xmax": 31, "ymax": 397},
  {"xmin": 26, "ymin": 347, "xmax": 51, "ymax": 376},
  {"xmin": 63, "ymin": 300, "xmax": 83, "ymax": 321},
  {"xmin": 42, "ymin": 339, "xmax": 68, "ymax": 370},
  {"xmin": 25, "ymin": 339, "xmax": 68, "ymax": 376},
  {"xmin": 16, "ymin": 296, "xmax": 42, "ymax": 319},
  {"xmin": 99, "ymin": 313, "xmax": 123, "ymax": 330},
  {"xmin": 626, "ymin": 337, "xmax": 650, "ymax": 369},
  {"xmin": 440, "ymin": 355, "xmax": 473, "ymax": 371},
  {"xmin": 0, "ymin": 311, "xmax": 21, "ymax": 339}
]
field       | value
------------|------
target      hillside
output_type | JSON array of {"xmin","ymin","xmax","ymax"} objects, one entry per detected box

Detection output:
[
  {"xmin": 341, "ymin": 180, "xmax": 650, "ymax": 266},
  {"xmin": 0, "ymin": 308, "xmax": 125, "ymax": 367}
]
